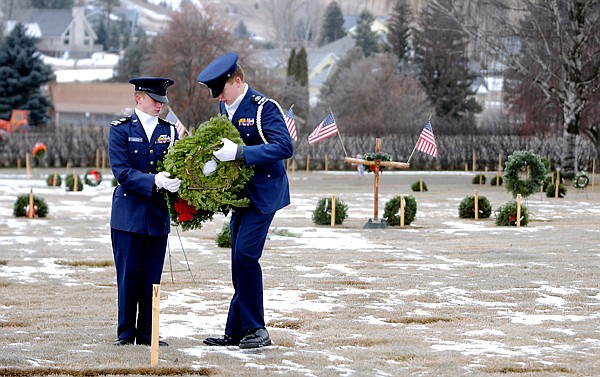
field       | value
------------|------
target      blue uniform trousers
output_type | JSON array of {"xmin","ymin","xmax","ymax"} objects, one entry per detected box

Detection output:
[
  {"xmin": 225, "ymin": 205, "xmax": 275, "ymax": 336},
  {"xmin": 111, "ymin": 229, "xmax": 167, "ymax": 343}
]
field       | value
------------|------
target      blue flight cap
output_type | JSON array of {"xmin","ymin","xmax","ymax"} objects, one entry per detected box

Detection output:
[
  {"xmin": 197, "ymin": 52, "xmax": 238, "ymax": 98},
  {"xmin": 129, "ymin": 77, "xmax": 174, "ymax": 103}
]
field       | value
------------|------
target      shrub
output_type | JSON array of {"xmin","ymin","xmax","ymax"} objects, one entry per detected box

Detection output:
[
  {"xmin": 312, "ymin": 197, "xmax": 348, "ymax": 225},
  {"xmin": 545, "ymin": 182, "xmax": 567, "ymax": 198},
  {"xmin": 383, "ymin": 195, "xmax": 417, "ymax": 226},
  {"xmin": 472, "ymin": 174, "xmax": 486, "ymax": 184},
  {"xmin": 216, "ymin": 222, "xmax": 231, "ymax": 248},
  {"xmin": 411, "ymin": 180, "xmax": 428, "ymax": 192},
  {"xmin": 46, "ymin": 173, "xmax": 62, "ymax": 187},
  {"xmin": 495, "ymin": 200, "xmax": 529, "ymax": 226},
  {"xmin": 458, "ymin": 195, "xmax": 492, "ymax": 219}
]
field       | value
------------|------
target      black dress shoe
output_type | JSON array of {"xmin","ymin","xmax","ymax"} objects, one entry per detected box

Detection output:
[
  {"xmin": 136, "ymin": 339, "xmax": 169, "ymax": 347},
  {"xmin": 203, "ymin": 334, "xmax": 242, "ymax": 346},
  {"xmin": 113, "ymin": 338, "xmax": 134, "ymax": 346},
  {"xmin": 239, "ymin": 328, "xmax": 271, "ymax": 349}
]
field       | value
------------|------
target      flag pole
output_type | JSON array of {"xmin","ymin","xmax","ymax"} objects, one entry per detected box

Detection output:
[
  {"xmin": 329, "ymin": 109, "xmax": 348, "ymax": 157},
  {"xmin": 407, "ymin": 114, "xmax": 433, "ymax": 163}
]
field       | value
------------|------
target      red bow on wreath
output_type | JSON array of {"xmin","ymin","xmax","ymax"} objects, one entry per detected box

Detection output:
[
  {"xmin": 88, "ymin": 169, "xmax": 99, "ymax": 183},
  {"xmin": 174, "ymin": 197, "xmax": 197, "ymax": 222}
]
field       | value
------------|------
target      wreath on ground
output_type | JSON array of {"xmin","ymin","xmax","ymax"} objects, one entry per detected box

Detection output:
[
  {"xmin": 458, "ymin": 195, "xmax": 492, "ymax": 219},
  {"xmin": 13, "ymin": 194, "xmax": 49, "ymax": 218},
  {"xmin": 312, "ymin": 197, "xmax": 349, "ymax": 225},
  {"xmin": 411, "ymin": 180, "xmax": 428, "ymax": 192},
  {"xmin": 472, "ymin": 174, "xmax": 486, "ymax": 185},
  {"xmin": 545, "ymin": 182, "xmax": 567, "ymax": 198},
  {"xmin": 84, "ymin": 169, "xmax": 103, "ymax": 187},
  {"xmin": 503, "ymin": 150, "xmax": 547, "ymax": 198},
  {"xmin": 363, "ymin": 152, "xmax": 392, "ymax": 173},
  {"xmin": 159, "ymin": 115, "xmax": 254, "ymax": 231},
  {"xmin": 32, "ymin": 142, "xmax": 47, "ymax": 159},
  {"xmin": 46, "ymin": 173, "xmax": 62, "ymax": 187},
  {"xmin": 573, "ymin": 171, "xmax": 589, "ymax": 190},
  {"xmin": 383, "ymin": 195, "xmax": 417, "ymax": 226},
  {"xmin": 65, "ymin": 173, "xmax": 84, "ymax": 191},
  {"xmin": 216, "ymin": 221, "xmax": 231, "ymax": 248},
  {"xmin": 490, "ymin": 175, "xmax": 503, "ymax": 186},
  {"xmin": 495, "ymin": 200, "xmax": 529, "ymax": 226}
]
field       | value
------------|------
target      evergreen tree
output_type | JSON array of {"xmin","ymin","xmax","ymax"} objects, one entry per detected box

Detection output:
[
  {"xmin": 286, "ymin": 48, "xmax": 296, "ymax": 77},
  {"xmin": 353, "ymin": 9, "xmax": 379, "ymax": 57},
  {"xmin": 284, "ymin": 47, "xmax": 309, "ymax": 122},
  {"xmin": 234, "ymin": 20, "xmax": 251, "ymax": 39},
  {"xmin": 94, "ymin": 18, "xmax": 109, "ymax": 50},
  {"xmin": 317, "ymin": 1, "xmax": 345, "ymax": 46},
  {"xmin": 0, "ymin": 23, "xmax": 53, "ymax": 126},
  {"xmin": 386, "ymin": 0, "xmax": 412, "ymax": 62},
  {"xmin": 413, "ymin": 2, "xmax": 481, "ymax": 133}
]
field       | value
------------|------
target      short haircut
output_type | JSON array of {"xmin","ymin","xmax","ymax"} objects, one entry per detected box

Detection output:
[{"xmin": 227, "ymin": 64, "xmax": 245, "ymax": 83}]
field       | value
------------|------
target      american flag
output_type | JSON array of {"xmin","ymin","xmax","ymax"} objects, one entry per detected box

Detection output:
[
  {"xmin": 165, "ymin": 107, "xmax": 187, "ymax": 139},
  {"xmin": 416, "ymin": 119, "xmax": 438, "ymax": 157},
  {"xmin": 308, "ymin": 112, "xmax": 338, "ymax": 144},
  {"xmin": 284, "ymin": 106, "xmax": 297, "ymax": 141}
]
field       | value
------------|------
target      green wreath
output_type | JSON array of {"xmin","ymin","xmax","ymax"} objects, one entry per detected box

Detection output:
[
  {"xmin": 573, "ymin": 171, "xmax": 590, "ymax": 190},
  {"xmin": 159, "ymin": 115, "xmax": 254, "ymax": 231},
  {"xmin": 383, "ymin": 195, "xmax": 417, "ymax": 226},
  {"xmin": 13, "ymin": 194, "xmax": 49, "ymax": 218},
  {"xmin": 84, "ymin": 168, "xmax": 103, "ymax": 187},
  {"xmin": 364, "ymin": 152, "xmax": 392, "ymax": 173},
  {"xmin": 503, "ymin": 150, "xmax": 547, "ymax": 198},
  {"xmin": 65, "ymin": 173, "xmax": 84, "ymax": 191},
  {"xmin": 312, "ymin": 197, "xmax": 349, "ymax": 225},
  {"xmin": 46, "ymin": 173, "xmax": 62, "ymax": 187}
]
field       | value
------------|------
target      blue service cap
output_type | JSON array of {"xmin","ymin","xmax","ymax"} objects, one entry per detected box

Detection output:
[
  {"xmin": 129, "ymin": 77, "xmax": 174, "ymax": 103},
  {"xmin": 197, "ymin": 52, "xmax": 238, "ymax": 98}
]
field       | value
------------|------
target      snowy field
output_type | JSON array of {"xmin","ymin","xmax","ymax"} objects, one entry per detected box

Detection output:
[{"xmin": 1, "ymin": 168, "xmax": 600, "ymax": 376}]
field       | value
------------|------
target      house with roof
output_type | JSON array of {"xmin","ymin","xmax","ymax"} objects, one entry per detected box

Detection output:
[
  {"xmin": 8, "ymin": 4, "xmax": 102, "ymax": 59},
  {"xmin": 49, "ymin": 82, "xmax": 133, "ymax": 127}
]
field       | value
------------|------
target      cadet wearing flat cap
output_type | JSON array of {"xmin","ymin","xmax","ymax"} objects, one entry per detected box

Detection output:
[
  {"xmin": 198, "ymin": 52, "xmax": 294, "ymax": 349},
  {"xmin": 108, "ymin": 77, "xmax": 180, "ymax": 347}
]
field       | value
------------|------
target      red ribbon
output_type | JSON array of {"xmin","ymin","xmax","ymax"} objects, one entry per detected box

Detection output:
[{"xmin": 174, "ymin": 197, "xmax": 197, "ymax": 222}]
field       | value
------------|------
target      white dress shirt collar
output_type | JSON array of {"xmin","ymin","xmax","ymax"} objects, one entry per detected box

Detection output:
[
  {"xmin": 135, "ymin": 108, "xmax": 159, "ymax": 142},
  {"xmin": 225, "ymin": 83, "xmax": 248, "ymax": 120}
]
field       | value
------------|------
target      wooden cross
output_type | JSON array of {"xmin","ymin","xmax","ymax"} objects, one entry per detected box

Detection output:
[{"xmin": 344, "ymin": 138, "xmax": 410, "ymax": 221}]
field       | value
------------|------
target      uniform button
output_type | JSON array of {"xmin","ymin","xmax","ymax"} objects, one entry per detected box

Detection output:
[
  {"xmin": 150, "ymin": 161, "xmax": 155, "ymax": 166},
  {"xmin": 123, "ymin": 193, "xmax": 127, "ymax": 197},
  {"xmin": 246, "ymin": 133, "xmax": 250, "ymax": 137},
  {"xmin": 134, "ymin": 150, "xmax": 138, "ymax": 153},
  {"xmin": 267, "ymin": 174, "xmax": 271, "ymax": 178},
  {"xmin": 150, "ymin": 150, "xmax": 154, "ymax": 154}
]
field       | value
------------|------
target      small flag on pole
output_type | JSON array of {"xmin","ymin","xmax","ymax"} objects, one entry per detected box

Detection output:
[
  {"xmin": 165, "ymin": 107, "xmax": 188, "ymax": 139},
  {"xmin": 284, "ymin": 106, "xmax": 297, "ymax": 141},
  {"xmin": 308, "ymin": 112, "xmax": 338, "ymax": 144},
  {"xmin": 415, "ymin": 119, "xmax": 438, "ymax": 157}
]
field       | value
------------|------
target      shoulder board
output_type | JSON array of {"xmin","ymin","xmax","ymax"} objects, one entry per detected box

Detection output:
[
  {"xmin": 251, "ymin": 94, "xmax": 269, "ymax": 106},
  {"xmin": 111, "ymin": 116, "xmax": 131, "ymax": 126},
  {"xmin": 158, "ymin": 117, "xmax": 175, "ymax": 127}
]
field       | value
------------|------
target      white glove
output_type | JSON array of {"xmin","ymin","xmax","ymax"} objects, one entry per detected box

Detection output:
[
  {"xmin": 213, "ymin": 138, "xmax": 238, "ymax": 162},
  {"xmin": 202, "ymin": 159, "xmax": 218, "ymax": 176},
  {"xmin": 155, "ymin": 171, "xmax": 181, "ymax": 192}
]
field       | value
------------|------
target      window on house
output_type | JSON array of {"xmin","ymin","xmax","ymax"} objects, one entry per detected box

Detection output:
[{"xmin": 63, "ymin": 39, "xmax": 69, "ymax": 45}]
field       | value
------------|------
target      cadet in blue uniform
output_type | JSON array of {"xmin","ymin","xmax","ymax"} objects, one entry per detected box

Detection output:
[
  {"xmin": 109, "ymin": 77, "xmax": 181, "ymax": 346},
  {"xmin": 197, "ymin": 52, "xmax": 293, "ymax": 349}
]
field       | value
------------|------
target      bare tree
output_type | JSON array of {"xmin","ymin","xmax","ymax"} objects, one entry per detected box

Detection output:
[
  {"xmin": 431, "ymin": 0, "xmax": 600, "ymax": 177},
  {"xmin": 148, "ymin": 1, "xmax": 238, "ymax": 128},
  {"xmin": 264, "ymin": 0, "xmax": 324, "ymax": 45}
]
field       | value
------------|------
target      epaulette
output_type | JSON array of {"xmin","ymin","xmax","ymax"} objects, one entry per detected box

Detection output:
[
  {"xmin": 158, "ymin": 117, "xmax": 175, "ymax": 127},
  {"xmin": 251, "ymin": 94, "xmax": 269, "ymax": 106},
  {"xmin": 111, "ymin": 116, "xmax": 131, "ymax": 126}
]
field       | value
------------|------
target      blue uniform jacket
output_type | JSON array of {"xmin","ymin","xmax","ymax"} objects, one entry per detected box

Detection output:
[
  {"xmin": 108, "ymin": 113, "xmax": 177, "ymax": 235},
  {"xmin": 220, "ymin": 86, "xmax": 294, "ymax": 214}
]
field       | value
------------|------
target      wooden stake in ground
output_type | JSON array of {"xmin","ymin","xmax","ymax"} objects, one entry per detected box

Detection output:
[
  {"xmin": 343, "ymin": 138, "xmax": 409, "ymax": 222},
  {"xmin": 26, "ymin": 153, "xmax": 31, "ymax": 178},
  {"xmin": 306, "ymin": 155, "xmax": 310, "ymax": 173},
  {"xmin": 517, "ymin": 194, "xmax": 522, "ymax": 227},
  {"xmin": 592, "ymin": 158, "xmax": 596, "ymax": 191},
  {"xmin": 474, "ymin": 190, "xmax": 479, "ymax": 220},
  {"xmin": 27, "ymin": 189, "xmax": 35, "ymax": 218},
  {"xmin": 419, "ymin": 178, "xmax": 423, "ymax": 193},
  {"xmin": 472, "ymin": 151, "xmax": 476, "ymax": 172},
  {"xmin": 52, "ymin": 172, "xmax": 58, "ymax": 188},
  {"xmin": 400, "ymin": 195, "xmax": 405, "ymax": 228},
  {"xmin": 73, "ymin": 171, "xmax": 79, "ymax": 192},
  {"xmin": 325, "ymin": 155, "xmax": 329, "ymax": 174},
  {"xmin": 102, "ymin": 149, "xmax": 107, "ymax": 173},
  {"xmin": 555, "ymin": 169, "xmax": 560, "ymax": 199},
  {"xmin": 330, "ymin": 195, "xmax": 336, "ymax": 227},
  {"xmin": 151, "ymin": 284, "xmax": 160, "ymax": 367}
]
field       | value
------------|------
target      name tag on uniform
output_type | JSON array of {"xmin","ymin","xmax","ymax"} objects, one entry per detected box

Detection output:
[
  {"xmin": 155, "ymin": 134, "xmax": 171, "ymax": 144},
  {"xmin": 128, "ymin": 137, "xmax": 144, "ymax": 142},
  {"xmin": 238, "ymin": 118, "xmax": 255, "ymax": 127}
]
